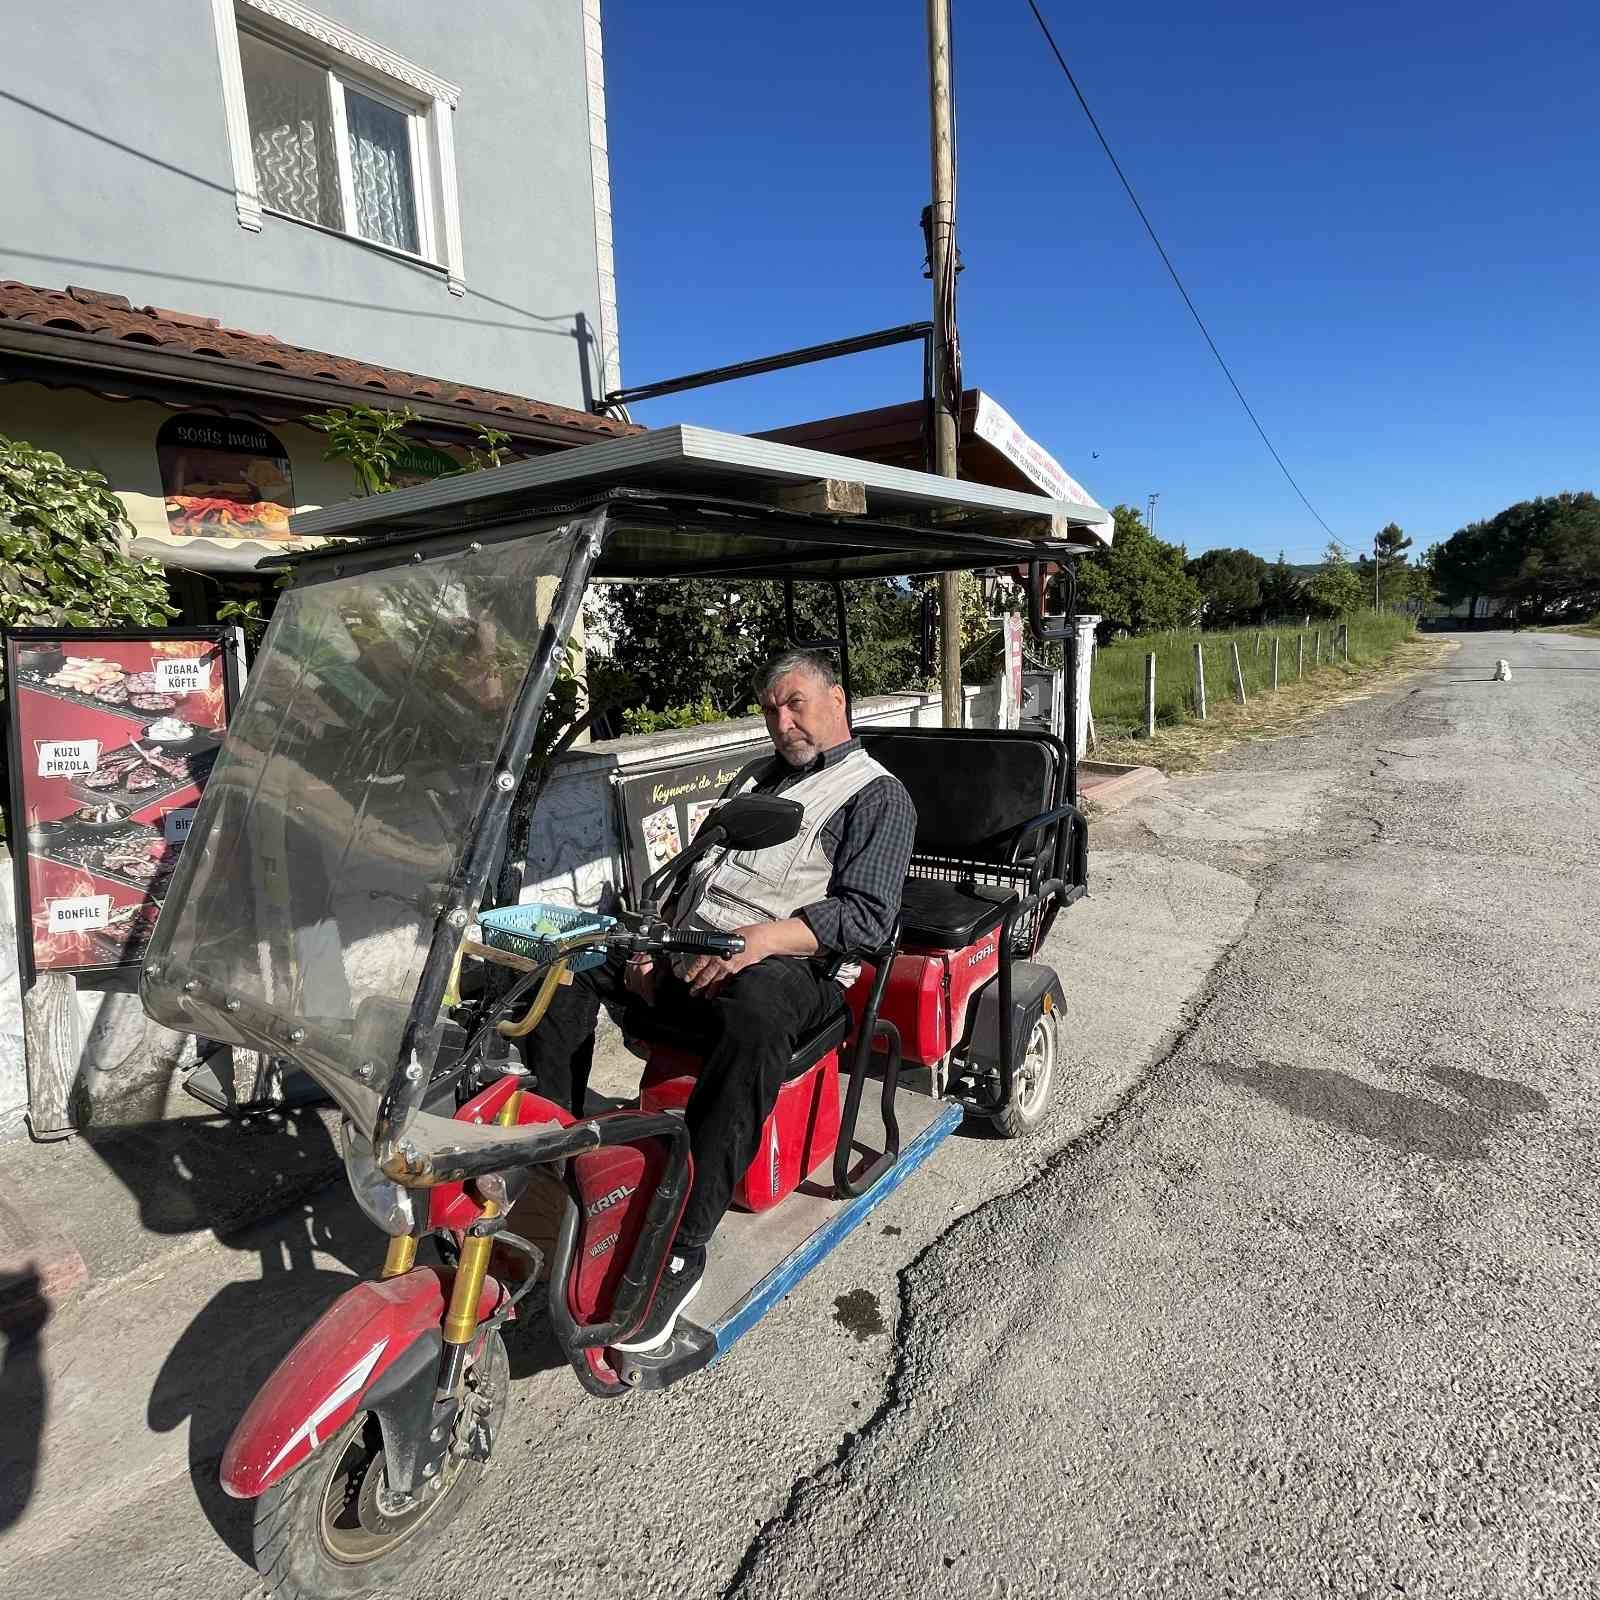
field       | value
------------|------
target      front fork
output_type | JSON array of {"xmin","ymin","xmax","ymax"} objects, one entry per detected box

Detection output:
[{"xmin": 377, "ymin": 1090, "xmax": 521, "ymax": 1505}]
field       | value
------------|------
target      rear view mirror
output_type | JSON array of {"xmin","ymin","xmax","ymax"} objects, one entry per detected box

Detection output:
[
  {"xmin": 713, "ymin": 795, "xmax": 803, "ymax": 851},
  {"xmin": 639, "ymin": 793, "xmax": 804, "ymax": 912}
]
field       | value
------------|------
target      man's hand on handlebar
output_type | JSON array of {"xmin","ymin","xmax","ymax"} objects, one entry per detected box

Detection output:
[
  {"xmin": 682, "ymin": 947, "xmax": 751, "ymax": 999},
  {"xmin": 682, "ymin": 917, "xmax": 821, "ymax": 998}
]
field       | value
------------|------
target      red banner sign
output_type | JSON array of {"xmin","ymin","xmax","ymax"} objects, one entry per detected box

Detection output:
[{"xmin": 4, "ymin": 628, "xmax": 240, "ymax": 980}]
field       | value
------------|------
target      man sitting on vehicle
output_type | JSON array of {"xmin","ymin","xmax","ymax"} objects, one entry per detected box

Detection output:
[{"xmin": 523, "ymin": 648, "xmax": 916, "ymax": 1351}]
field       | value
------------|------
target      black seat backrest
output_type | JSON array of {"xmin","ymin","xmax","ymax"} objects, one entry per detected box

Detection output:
[{"xmin": 860, "ymin": 729, "xmax": 1062, "ymax": 864}]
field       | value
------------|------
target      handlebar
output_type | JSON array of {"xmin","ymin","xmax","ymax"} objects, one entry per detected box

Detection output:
[{"xmin": 614, "ymin": 927, "xmax": 745, "ymax": 960}]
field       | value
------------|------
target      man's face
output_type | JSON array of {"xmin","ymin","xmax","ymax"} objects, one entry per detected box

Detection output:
[{"xmin": 761, "ymin": 668, "xmax": 848, "ymax": 767}]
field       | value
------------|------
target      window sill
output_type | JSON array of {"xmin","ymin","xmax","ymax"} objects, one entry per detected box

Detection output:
[{"xmin": 255, "ymin": 205, "xmax": 464, "ymax": 294}]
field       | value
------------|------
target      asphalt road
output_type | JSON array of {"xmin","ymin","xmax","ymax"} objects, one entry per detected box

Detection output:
[{"xmin": 5, "ymin": 627, "xmax": 1597, "ymax": 1599}]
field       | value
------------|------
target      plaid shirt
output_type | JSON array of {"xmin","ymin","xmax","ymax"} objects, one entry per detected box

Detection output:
[{"xmin": 749, "ymin": 736, "xmax": 917, "ymax": 958}]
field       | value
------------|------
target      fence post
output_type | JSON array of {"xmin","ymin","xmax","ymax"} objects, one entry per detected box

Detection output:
[
  {"xmin": 1314, "ymin": 629, "xmax": 1321, "ymax": 666},
  {"xmin": 1254, "ymin": 631, "xmax": 1261, "ymax": 657},
  {"xmin": 1340, "ymin": 622, "xmax": 1350, "ymax": 662},
  {"xmin": 1193, "ymin": 641, "xmax": 1208, "ymax": 719},
  {"xmin": 1144, "ymin": 651, "xmax": 1156, "ymax": 738},
  {"xmin": 1230, "ymin": 640, "xmax": 1247, "ymax": 705},
  {"xmin": 1297, "ymin": 634, "xmax": 1304, "ymax": 679},
  {"xmin": 1271, "ymin": 636, "xmax": 1280, "ymax": 691}
]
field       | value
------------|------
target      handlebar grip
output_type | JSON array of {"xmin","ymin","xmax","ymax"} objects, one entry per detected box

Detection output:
[{"xmin": 657, "ymin": 930, "xmax": 746, "ymax": 958}]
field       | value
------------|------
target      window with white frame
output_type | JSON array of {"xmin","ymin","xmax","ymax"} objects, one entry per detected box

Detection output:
[{"xmin": 212, "ymin": 0, "xmax": 464, "ymax": 292}]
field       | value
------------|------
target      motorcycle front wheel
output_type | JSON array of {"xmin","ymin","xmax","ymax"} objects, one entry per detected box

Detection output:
[{"xmin": 252, "ymin": 1330, "xmax": 508, "ymax": 1599}]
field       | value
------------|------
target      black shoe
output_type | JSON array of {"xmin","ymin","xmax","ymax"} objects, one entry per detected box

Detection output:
[{"xmin": 613, "ymin": 1243, "xmax": 707, "ymax": 1353}]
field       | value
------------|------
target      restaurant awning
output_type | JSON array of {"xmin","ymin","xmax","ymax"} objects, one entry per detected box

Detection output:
[{"xmin": 0, "ymin": 280, "xmax": 638, "ymax": 574}]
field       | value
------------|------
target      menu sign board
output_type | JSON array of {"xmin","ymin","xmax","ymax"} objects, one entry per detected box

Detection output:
[
  {"xmin": 612, "ymin": 742, "xmax": 767, "ymax": 903},
  {"xmin": 157, "ymin": 414, "xmax": 297, "ymax": 541},
  {"xmin": 4, "ymin": 628, "xmax": 240, "ymax": 980}
]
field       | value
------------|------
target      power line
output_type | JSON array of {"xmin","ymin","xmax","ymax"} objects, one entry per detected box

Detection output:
[{"xmin": 1023, "ymin": 1, "xmax": 1346, "ymax": 552}]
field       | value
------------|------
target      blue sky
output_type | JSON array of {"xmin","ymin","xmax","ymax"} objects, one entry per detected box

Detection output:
[{"xmin": 603, "ymin": 1, "xmax": 1599, "ymax": 563}]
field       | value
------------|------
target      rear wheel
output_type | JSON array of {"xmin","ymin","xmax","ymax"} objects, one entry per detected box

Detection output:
[
  {"xmin": 989, "ymin": 1009, "xmax": 1058, "ymax": 1139},
  {"xmin": 252, "ymin": 1330, "xmax": 508, "ymax": 1599}
]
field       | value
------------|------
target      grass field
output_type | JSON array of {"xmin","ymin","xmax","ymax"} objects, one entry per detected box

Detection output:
[{"xmin": 1090, "ymin": 613, "xmax": 1424, "ymax": 745}]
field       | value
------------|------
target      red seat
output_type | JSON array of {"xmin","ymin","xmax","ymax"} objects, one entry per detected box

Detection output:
[{"xmin": 638, "ymin": 1012, "xmax": 846, "ymax": 1212}]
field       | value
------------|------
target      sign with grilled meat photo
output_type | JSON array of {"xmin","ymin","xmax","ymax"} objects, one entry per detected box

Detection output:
[{"xmin": 3, "ymin": 627, "xmax": 242, "ymax": 980}]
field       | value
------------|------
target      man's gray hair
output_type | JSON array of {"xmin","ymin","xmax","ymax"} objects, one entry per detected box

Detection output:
[{"xmin": 755, "ymin": 648, "xmax": 839, "ymax": 703}]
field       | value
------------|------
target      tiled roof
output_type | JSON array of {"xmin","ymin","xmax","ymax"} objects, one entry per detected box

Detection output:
[{"xmin": 0, "ymin": 280, "xmax": 636, "ymax": 441}]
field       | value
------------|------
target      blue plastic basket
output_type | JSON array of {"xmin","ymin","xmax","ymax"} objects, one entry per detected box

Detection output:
[{"xmin": 478, "ymin": 901, "xmax": 616, "ymax": 973}]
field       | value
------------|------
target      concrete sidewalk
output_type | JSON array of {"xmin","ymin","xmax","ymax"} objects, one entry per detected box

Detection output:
[{"xmin": 0, "ymin": 1096, "xmax": 346, "ymax": 1329}]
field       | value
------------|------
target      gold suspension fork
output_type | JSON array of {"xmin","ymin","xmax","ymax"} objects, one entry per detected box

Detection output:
[
  {"xmin": 382, "ymin": 1090, "xmax": 522, "ymax": 1285},
  {"xmin": 440, "ymin": 1091, "xmax": 522, "ymax": 1364},
  {"xmin": 441, "ymin": 1194, "xmax": 502, "ymax": 1347},
  {"xmin": 380, "ymin": 1233, "xmax": 418, "ymax": 1279}
]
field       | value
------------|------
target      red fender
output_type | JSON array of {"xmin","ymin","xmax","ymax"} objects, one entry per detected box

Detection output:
[{"xmin": 220, "ymin": 1265, "xmax": 504, "ymax": 1499}]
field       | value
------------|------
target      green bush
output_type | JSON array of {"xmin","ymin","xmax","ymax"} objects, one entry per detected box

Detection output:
[
  {"xmin": 0, "ymin": 435, "xmax": 177, "ymax": 839},
  {"xmin": 595, "ymin": 577, "xmax": 940, "ymax": 714},
  {"xmin": 620, "ymin": 698, "xmax": 751, "ymax": 736},
  {"xmin": 0, "ymin": 435, "xmax": 175, "ymax": 635}
]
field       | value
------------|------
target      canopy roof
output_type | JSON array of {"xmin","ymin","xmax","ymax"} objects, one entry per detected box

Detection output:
[
  {"xmin": 288, "ymin": 423, "xmax": 1110, "ymax": 556},
  {"xmin": 275, "ymin": 487, "xmax": 1084, "ymax": 585}
]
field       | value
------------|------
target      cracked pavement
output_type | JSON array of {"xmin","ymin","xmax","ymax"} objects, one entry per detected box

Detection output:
[{"xmin": 4, "ymin": 627, "xmax": 1597, "ymax": 1599}]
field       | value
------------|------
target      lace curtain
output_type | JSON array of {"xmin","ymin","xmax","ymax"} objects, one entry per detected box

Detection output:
[
  {"xmin": 241, "ymin": 32, "xmax": 421, "ymax": 256},
  {"xmin": 241, "ymin": 31, "xmax": 342, "ymax": 230},
  {"xmin": 345, "ymin": 89, "xmax": 420, "ymax": 254}
]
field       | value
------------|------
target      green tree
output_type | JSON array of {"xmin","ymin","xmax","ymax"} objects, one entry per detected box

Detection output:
[
  {"xmin": 1431, "ymin": 493, "xmax": 1600, "ymax": 620},
  {"xmin": 308, "ymin": 403, "xmax": 514, "ymax": 496},
  {"xmin": 1186, "ymin": 547, "xmax": 1268, "ymax": 627},
  {"xmin": 1306, "ymin": 543, "xmax": 1364, "ymax": 616},
  {"xmin": 307, "ymin": 402, "xmax": 420, "ymax": 496},
  {"xmin": 1260, "ymin": 550, "xmax": 1302, "ymax": 618},
  {"xmin": 1076, "ymin": 505, "xmax": 1202, "ymax": 634},
  {"xmin": 0, "ymin": 434, "xmax": 178, "ymax": 838},
  {"xmin": 1357, "ymin": 522, "xmax": 1415, "ymax": 610},
  {"xmin": 597, "ymin": 577, "xmax": 927, "ymax": 715}
]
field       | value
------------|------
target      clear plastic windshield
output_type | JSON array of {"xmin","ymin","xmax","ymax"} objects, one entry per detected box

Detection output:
[{"xmin": 141, "ymin": 520, "xmax": 589, "ymax": 1130}]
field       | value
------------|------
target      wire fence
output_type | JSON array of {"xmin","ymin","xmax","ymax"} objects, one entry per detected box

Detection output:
[{"xmin": 1089, "ymin": 613, "xmax": 1420, "ymax": 739}]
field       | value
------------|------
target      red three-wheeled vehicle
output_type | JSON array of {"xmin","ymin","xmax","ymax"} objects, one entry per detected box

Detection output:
[{"xmin": 140, "ymin": 427, "xmax": 1103, "ymax": 1597}]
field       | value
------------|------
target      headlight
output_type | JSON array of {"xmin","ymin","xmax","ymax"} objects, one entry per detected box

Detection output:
[{"xmin": 341, "ymin": 1118, "xmax": 416, "ymax": 1237}]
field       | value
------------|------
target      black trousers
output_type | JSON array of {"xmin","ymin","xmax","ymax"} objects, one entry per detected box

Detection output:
[{"xmin": 519, "ymin": 954, "xmax": 839, "ymax": 1247}]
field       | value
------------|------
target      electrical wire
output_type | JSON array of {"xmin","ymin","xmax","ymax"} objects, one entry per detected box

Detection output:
[{"xmin": 1023, "ymin": 0, "xmax": 1345, "ymax": 551}]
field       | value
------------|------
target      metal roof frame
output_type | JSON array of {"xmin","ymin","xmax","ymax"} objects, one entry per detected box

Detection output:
[
  {"xmin": 268, "ymin": 489, "xmax": 1094, "ymax": 587},
  {"xmin": 288, "ymin": 423, "xmax": 1109, "ymax": 545}
]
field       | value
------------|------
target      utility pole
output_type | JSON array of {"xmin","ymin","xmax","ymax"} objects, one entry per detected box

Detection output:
[
  {"xmin": 1374, "ymin": 532, "xmax": 1381, "ymax": 612},
  {"xmin": 1146, "ymin": 492, "xmax": 1160, "ymax": 536},
  {"xmin": 927, "ymin": 0, "xmax": 963, "ymax": 727}
]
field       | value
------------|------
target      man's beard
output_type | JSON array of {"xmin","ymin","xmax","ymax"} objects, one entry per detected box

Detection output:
[{"xmin": 777, "ymin": 733, "xmax": 819, "ymax": 766}]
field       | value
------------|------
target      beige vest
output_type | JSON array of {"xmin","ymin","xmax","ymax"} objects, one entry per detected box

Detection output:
[{"xmin": 673, "ymin": 747, "xmax": 892, "ymax": 987}]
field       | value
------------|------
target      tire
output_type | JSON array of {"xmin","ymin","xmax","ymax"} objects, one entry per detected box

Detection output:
[
  {"xmin": 252, "ymin": 1330, "xmax": 509, "ymax": 1600},
  {"xmin": 989, "ymin": 1008, "xmax": 1058, "ymax": 1139}
]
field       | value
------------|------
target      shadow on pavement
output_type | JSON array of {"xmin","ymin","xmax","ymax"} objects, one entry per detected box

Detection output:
[
  {"xmin": 1214, "ymin": 1061, "xmax": 1490, "ymax": 1159},
  {"xmin": 1212, "ymin": 1060, "xmax": 1549, "ymax": 1160},
  {"xmin": 83, "ymin": 1111, "xmax": 379, "ymax": 1565},
  {"xmin": 0, "ymin": 1276, "xmax": 48, "ymax": 1536}
]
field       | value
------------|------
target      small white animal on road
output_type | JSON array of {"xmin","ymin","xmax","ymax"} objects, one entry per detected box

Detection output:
[{"xmin": 1493, "ymin": 659, "xmax": 1512, "ymax": 682}]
